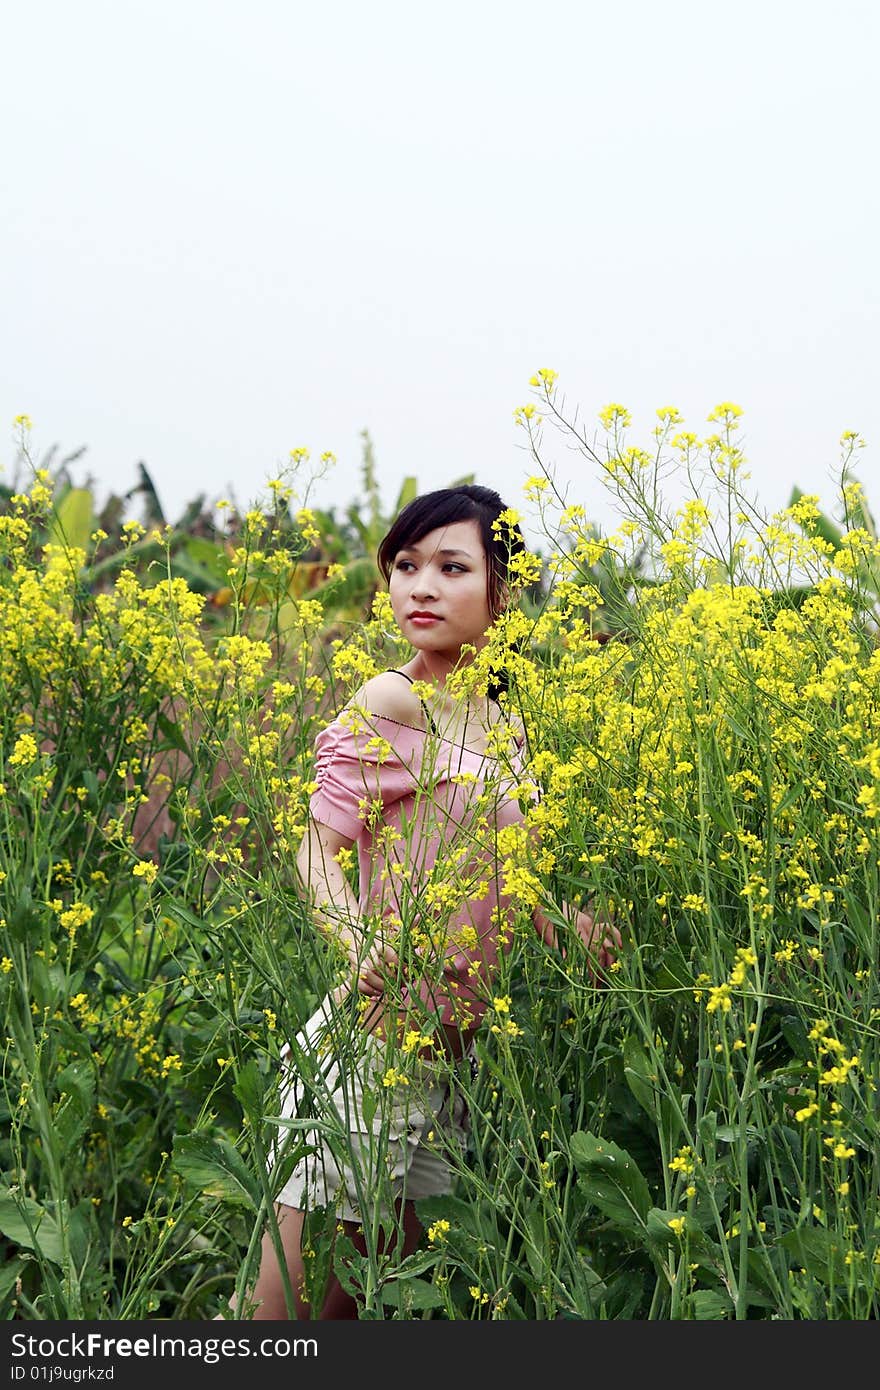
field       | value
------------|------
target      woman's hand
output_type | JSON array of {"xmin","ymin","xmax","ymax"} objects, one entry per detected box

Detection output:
[
  {"xmin": 533, "ymin": 899, "xmax": 623, "ymax": 982},
  {"xmin": 339, "ymin": 927, "xmax": 399, "ymax": 997},
  {"xmin": 571, "ymin": 903, "xmax": 622, "ymax": 982}
]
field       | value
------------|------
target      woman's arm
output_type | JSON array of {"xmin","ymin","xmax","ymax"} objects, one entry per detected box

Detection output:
[{"xmin": 295, "ymin": 817, "xmax": 397, "ymax": 996}]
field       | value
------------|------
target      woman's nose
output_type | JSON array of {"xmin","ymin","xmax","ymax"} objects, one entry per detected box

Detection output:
[{"xmin": 411, "ymin": 571, "xmax": 438, "ymax": 600}]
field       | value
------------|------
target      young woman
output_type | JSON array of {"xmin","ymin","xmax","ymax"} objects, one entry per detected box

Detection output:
[{"xmin": 220, "ymin": 483, "xmax": 620, "ymax": 1320}]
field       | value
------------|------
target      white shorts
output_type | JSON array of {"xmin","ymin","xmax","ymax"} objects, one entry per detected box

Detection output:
[{"xmin": 268, "ymin": 995, "xmax": 472, "ymax": 1224}]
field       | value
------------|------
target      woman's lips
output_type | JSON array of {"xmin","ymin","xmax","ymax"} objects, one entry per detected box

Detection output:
[{"xmin": 409, "ymin": 613, "xmax": 442, "ymax": 625}]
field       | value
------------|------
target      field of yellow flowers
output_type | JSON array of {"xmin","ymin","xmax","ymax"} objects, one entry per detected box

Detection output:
[{"xmin": 1, "ymin": 386, "xmax": 878, "ymax": 1319}]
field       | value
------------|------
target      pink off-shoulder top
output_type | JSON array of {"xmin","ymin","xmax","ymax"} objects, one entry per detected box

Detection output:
[{"xmin": 307, "ymin": 708, "xmax": 530, "ymax": 1033}]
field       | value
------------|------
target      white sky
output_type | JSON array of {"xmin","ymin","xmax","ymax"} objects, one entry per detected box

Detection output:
[{"xmin": 3, "ymin": 0, "xmax": 878, "ymax": 550}]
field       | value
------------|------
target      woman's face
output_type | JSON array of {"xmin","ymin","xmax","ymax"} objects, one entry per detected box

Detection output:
[{"xmin": 388, "ymin": 518, "xmax": 495, "ymax": 660}]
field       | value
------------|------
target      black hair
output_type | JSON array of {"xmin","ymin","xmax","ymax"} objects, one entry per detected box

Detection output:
[{"xmin": 377, "ymin": 484, "xmax": 526, "ymax": 620}]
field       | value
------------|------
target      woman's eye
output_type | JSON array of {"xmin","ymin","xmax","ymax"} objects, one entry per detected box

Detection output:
[{"xmin": 394, "ymin": 559, "xmax": 466, "ymax": 573}]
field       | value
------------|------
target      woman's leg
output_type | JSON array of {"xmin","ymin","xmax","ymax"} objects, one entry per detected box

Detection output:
[
  {"xmin": 219, "ymin": 1203, "xmax": 311, "ymax": 1320},
  {"xmin": 220, "ymin": 1196, "xmax": 424, "ymax": 1320}
]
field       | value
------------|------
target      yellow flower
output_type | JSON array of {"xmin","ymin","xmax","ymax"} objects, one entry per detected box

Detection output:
[
  {"xmin": 795, "ymin": 1101, "xmax": 819, "ymax": 1123},
  {"xmin": 490, "ymin": 1019, "xmax": 522, "ymax": 1038},
  {"xmin": 9, "ymin": 733, "xmax": 38, "ymax": 768},
  {"xmin": 132, "ymin": 860, "xmax": 159, "ymax": 885},
  {"xmin": 599, "ymin": 402, "xmax": 631, "ymax": 430},
  {"xmin": 681, "ymin": 893, "xmax": 707, "ymax": 912},
  {"xmin": 382, "ymin": 1067, "xmax": 409, "ymax": 1088},
  {"xmin": 668, "ymin": 1217, "xmax": 686, "ymax": 1237},
  {"xmin": 529, "ymin": 367, "xmax": 558, "ymax": 392},
  {"xmin": 491, "ymin": 507, "xmax": 522, "ymax": 533},
  {"xmin": 59, "ymin": 903, "xmax": 94, "ymax": 941},
  {"xmin": 669, "ymin": 1146, "xmax": 697, "ymax": 1176},
  {"xmin": 706, "ymin": 401, "xmax": 743, "ymax": 425},
  {"xmin": 523, "ymin": 475, "xmax": 549, "ymax": 499},
  {"xmin": 706, "ymin": 982, "xmax": 732, "ymax": 1014},
  {"xmin": 427, "ymin": 1220, "xmax": 450, "ymax": 1244}
]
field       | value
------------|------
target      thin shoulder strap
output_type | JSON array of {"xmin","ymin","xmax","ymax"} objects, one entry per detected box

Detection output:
[{"xmin": 386, "ymin": 669, "xmax": 440, "ymax": 737}]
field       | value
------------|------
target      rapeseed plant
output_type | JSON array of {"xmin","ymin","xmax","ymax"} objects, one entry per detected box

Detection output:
[{"xmin": 2, "ymin": 396, "xmax": 878, "ymax": 1318}]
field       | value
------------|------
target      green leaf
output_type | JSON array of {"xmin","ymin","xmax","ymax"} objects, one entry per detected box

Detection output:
[
  {"xmin": 361, "ymin": 1084, "xmax": 377, "ymax": 1131},
  {"xmin": 233, "ymin": 1059, "xmax": 266, "ymax": 1130},
  {"xmin": 698, "ymin": 1110, "xmax": 718, "ymax": 1158},
  {"xmin": 570, "ymin": 1130, "xmax": 652, "ymax": 1232},
  {"xmin": 171, "ymin": 1134, "xmax": 260, "ymax": 1209},
  {"xmin": 723, "ymin": 713, "xmax": 750, "ymax": 741},
  {"xmin": 53, "ymin": 1060, "xmax": 96, "ymax": 1158},
  {"xmin": 81, "ymin": 769, "xmax": 101, "ymax": 799},
  {"xmin": 156, "ymin": 711, "xmax": 190, "ymax": 755},
  {"xmin": 780, "ymin": 1015, "xmax": 812, "ymax": 1061},
  {"xmin": 775, "ymin": 780, "xmax": 806, "ymax": 815},
  {"xmin": 622, "ymin": 1035, "xmax": 660, "ymax": 1117},
  {"xmin": 781, "ymin": 1226, "xmax": 846, "ymax": 1280},
  {"xmin": 49, "ymin": 487, "xmax": 94, "ymax": 554},
  {"xmin": 703, "ymin": 789, "xmax": 739, "ymax": 828},
  {"xmin": 165, "ymin": 548, "xmax": 226, "ymax": 595},
  {"xmin": 392, "ymin": 477, "xmax": 419, "ymax": 517},
  {"xmin": 8, "ymin": 888, "xmax": 40, "ymax": 946},
  {"xmin": 0, "ymin": 1192, "xmax": 65, "ymax": 1264},
  {"xmin": 265, "ymin": 1115, "xmax": 335, "ymax": 1135},
  {"xmin": 332, "ymin": 1232, "xmax": 367, "ymax": 1299},
  {"xmin": 182, "ymin": 536, "xmax": 231, "ymax": 583},
  {"xmin": 690, "ymin": 1289, "xmax": 733, "ymax": 1319},
  {"xmin": 523, "ymin": 1204, "xmax": 548, "ymax": 1280},
  {"xmin": 715, "ymin": 1123, "xmax": 760, "ymax": 1144},
  {"xmin": 649, "ymin": 954, "xmax": 693, "ymax": 993},
  {"xmin": 0, "ymin": 1256, "xmax": 24, "ymax": 1306},
  {"xmin": 161, "ymin": 898, "xmax": 208, "ymax": 934},
  {"xmin": 646, "ymin": 1207, "xmax": 712, "ymax": 1254},
  {"xmin": 379, "ymin": 1278, "xmax": 446, "ymax": 1311},
  {"xmin": 388, "ymin": 1248, "xmax": 443, "ymax": 1280},
  {"xmin": 843, "ymin": 895, "xmax": 873, "ymax": 948}
]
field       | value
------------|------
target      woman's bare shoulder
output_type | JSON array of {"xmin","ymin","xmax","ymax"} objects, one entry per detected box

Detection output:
[{"xmin": 344, "ymin": 670, "xmax": 426, "ymax": 727}]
